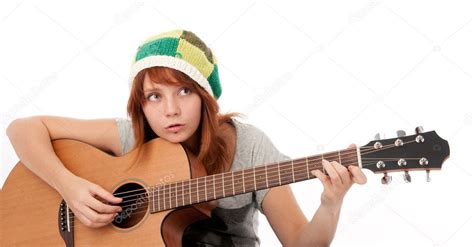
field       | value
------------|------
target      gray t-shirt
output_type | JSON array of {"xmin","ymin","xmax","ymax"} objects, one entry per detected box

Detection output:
[{"xmin": 115, "ymin": 117, "xmax": 289, "ymax": 246}]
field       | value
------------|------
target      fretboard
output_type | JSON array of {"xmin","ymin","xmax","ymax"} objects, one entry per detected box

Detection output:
[{"xmin": 149, "ymin": 147, "xmax": 359, "ymax": 213}]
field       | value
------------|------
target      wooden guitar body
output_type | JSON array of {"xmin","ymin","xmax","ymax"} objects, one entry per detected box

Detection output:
[{"xmin": 1, "ymin": 138, "xmax": 211, "ymax": 246}]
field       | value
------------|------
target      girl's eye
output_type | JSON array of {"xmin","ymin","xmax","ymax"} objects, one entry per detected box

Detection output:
[
  {"xmin": 146, "ymin": 93, "xmax": 160, "ymax": 101},
  {"xmin": 179, "ymin": 87, "xmax": 191, "ymax": 95}
]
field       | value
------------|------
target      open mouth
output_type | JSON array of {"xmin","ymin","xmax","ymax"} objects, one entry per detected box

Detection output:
[
  {"xmin": 166, "ymin": 123, "xmax": 185, "ymax": 132},
  {"xmin": 166, "ymin": 123, "xmax": 184, "ymax": 129}
]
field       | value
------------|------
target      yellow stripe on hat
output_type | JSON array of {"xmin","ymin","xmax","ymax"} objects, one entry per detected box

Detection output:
[
  {"xmin": 177, "ymin": 39, "xmax": 214, "ymax": 78},
  {"xmin": 177, "ymin": 39, "xmax": 214, "ymax": 79}
]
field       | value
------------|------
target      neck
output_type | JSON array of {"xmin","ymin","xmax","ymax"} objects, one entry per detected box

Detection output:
[{"xmin": 148, "ymin": 147, "xmax": 360, "ymax": 213}]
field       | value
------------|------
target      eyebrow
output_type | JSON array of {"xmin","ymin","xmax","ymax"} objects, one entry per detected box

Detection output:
[{"xmin": 143, "ymin": 87, "xmax": 162, "ymax": 93}]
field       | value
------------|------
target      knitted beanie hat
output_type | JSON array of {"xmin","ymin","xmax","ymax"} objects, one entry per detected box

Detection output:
[{"xmin": 129, "ymin": 29, "xmax": 222, "ymax": 99}]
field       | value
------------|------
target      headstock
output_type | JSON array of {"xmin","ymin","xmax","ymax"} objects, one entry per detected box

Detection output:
[{"xmin": 360, "ymin": 126, "xmax": 450, "ymax": 184}]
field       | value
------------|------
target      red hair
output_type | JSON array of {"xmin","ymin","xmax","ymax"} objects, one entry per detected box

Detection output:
[{"xmin": 127, "ymin": 67, "xmax": 238, "ymax": 174}]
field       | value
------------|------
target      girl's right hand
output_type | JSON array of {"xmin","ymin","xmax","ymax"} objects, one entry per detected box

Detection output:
[{"xmin": 57, "ymin": 175, "xmax": 123, "ymax": 228}]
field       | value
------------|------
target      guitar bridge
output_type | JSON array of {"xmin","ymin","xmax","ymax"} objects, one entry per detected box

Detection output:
[{"xmin": 58, "ymin": 200, "xmax": 74, "ymax": 247}]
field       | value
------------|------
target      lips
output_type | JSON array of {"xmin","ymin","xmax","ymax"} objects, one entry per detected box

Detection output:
[
  {"xmin": 165, "ymin": 123, "xmax": 185, "ymax": 132},
  {"xmin": 166, "ymin": 123, "xmax": 184, "ymax": 129}
]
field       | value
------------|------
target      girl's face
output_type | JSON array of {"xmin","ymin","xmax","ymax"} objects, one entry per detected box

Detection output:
[{"xmin": 141, "ymin": 72, "xmax": 202, "ymax": 144}]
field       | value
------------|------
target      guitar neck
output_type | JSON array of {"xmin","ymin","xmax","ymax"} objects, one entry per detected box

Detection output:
[{"xmin": 149, "ymin": 147, "xmax": 360, "ymax": 213}]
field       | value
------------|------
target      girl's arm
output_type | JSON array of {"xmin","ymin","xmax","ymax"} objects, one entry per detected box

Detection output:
[
  {"xmin": 262, "ymin": 145, "xmax": 367, "ymax": 247},
  {"xmin": 6, "ymin": 116, "xmax": 124, "ymax": 227}
]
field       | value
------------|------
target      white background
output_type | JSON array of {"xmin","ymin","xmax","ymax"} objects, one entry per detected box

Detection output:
[{"xmin": 1, "ymin": 0, "xmax": 473, "ymax": 246}]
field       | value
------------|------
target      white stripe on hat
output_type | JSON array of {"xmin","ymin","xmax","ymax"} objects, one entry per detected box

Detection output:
[{"xmin": 129, "ymin": 55, "xmax": 214, "ymax": 97}]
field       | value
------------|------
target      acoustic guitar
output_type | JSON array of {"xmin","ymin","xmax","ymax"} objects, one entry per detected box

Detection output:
[{"xmin": 0, "ymin": 127, "xmax": 450, "ymax": 246}]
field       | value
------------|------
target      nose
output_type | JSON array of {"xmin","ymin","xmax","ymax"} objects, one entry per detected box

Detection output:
[{"xmin": 164, "ymin": 97, "xmax": 180, "ymax": 117}]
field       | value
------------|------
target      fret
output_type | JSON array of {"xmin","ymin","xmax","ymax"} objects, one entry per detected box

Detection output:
[
  {"xmin": 197, "ymin": 177, "xmax": 200, "ymax": 203},
  {"xmin": 152, "ymin": 186, "xmax": 155, "ymax": 212},
  {"xmin": 204, "ymin": 176, "xmax": 207, "ymax": 201},
  {"xmin": 277, "ymin": 161, "xmax": 281, "ymax": 185},
  {"xmin": 168, "ymin": 183, "xmax": 172, "ymax": 209},
  {"xmin": 265, "ymin": 164, "xmax": 269, "ymax": 188},
  {"xmin": 292, "ymin": 158, "xmax": 307, "ymax": 182},
  {"xmin": 232, "ymin": 170, "xmax": 243, "ymax": 194},
  {"xmin": 267, "ymin": 164, "xmax": 281, "ymax": 188},
  {"xmin": 174, "ymin": 183, "xmax": 178, "ymax": 207},
  {"xmin": 342, "ymin": 149, "xmax": 357, "ymax": 167},
  {"xmin": 157, "ymin": 185, "xmax": 160, "ymax": 211},
  {"xmin": 321, "ymin": 153, "xmax": 326, "ymax": 174},
  {"xmin": 205, "ymin": 175, "xmax": 213, "ymax": 201},
  {"xmin": 161, "ymin": 184, "xmax": 165, "ymax": 211},
  {"xmin": 291, "ymin": 159, "xmax": 295, "ymax": 183},
  {"xmin": 338, "ymin": 150, "xmax": 341, "ymax": 164},
  {"xmin": 213, "ymin": 174, "xmax": 216, "ymax": 199},
  {"xmin": 198, "ymin": 177, "xmax": 206, "ymax": 203},
  {"xmin": 253, "ymin": 167, "xmax": 257, "ymax": 191},
  {"xmin": 187, "ymin": 180, "xmax": 191, "ymax": 205},
  {"xmin": 190, "ymin": 178, "xmax": 197, "ymax": 204},
  {"xmin": 232, "ymin": 171, "xmax": 235, "ymax": 195},
  {"xmin": 181, "ymin": 181, "xmax": 185, "ymax": 207},
  {"xmin": 163, "ymin": 184, "xmax": 167, "ymax": 210},
  {"xmin": 155, "ymin": 185, "xmax": 160, "ymax": 212},
  {"xmin": 306, "ymin": 156, "xmax": 310, "ymax": 179},
  {"xmin": 254, "ymin": 166, "xmax": 267, "ymax": 190},
  {"xmin": 279, "ymin": 162, "xmax": 293, "ymax": 185},
  {"xmin": 161, "ymin": 184, "xmax": 166, "ymax": 211},
  {"xmin": 221, "ymin": 173, "xmax": 225, "ymax": 198},
  {"xmin": 243, "ymin": 168, "xmax": 254, "ymax": 193},
  {"xmin": 241, "ymin": 170, "xmax": 245, "ymax": 193},
  {"xmin": 175, "ymin": 182, "xmax": 181, "ymax": 207},
  {"xmin": 223, "ymin": 172, "xmax": 235, "ymax": 196}
]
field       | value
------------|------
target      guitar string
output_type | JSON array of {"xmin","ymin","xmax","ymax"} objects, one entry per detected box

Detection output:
[
  {"xmin": 102, "ymin": 149, "xmax": 362, "ymax": 199},
  {"xmin": 103, "ymin": 140, "xmax": 416, "ymax": 201},
  {"xmin": 109, "ymin": 140, "xmax": 414, "ymax": 198},
  {"xmin": 65, "ymin": 156, "xmax": 429, "ymax": 220},
  {"xmin": 76, "ymin": 143, "xmax": 394, "ymax": 200},
  {"xmin": 64, "ymin": 140, "xmax": 426, "ymax": 219},
  {"xmin": 100, "ymin": 157, "xmax": 422, "ymax": 208},
  {"xmin": 70, "ymin": 151, "xmax": 362, "ymax": 208},
  {"xmin": 86, "ymin": 157, "xmax": 364, "ymax": 207},
  {"xmin": 65, "ymin": 149, "xmax": 423, "ymax": 212},
  {"xmin": 66, "ymin": 160, "xmax": 434, "ymax": 227},
  {"xmin": 65, "ymin": 160, "xmax": 362, "ymax": 226},
  {"xmin": 64, "ymin": 157, "xmax": 361, "ymax": 219}
]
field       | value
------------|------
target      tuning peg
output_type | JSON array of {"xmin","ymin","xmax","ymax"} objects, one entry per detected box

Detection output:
[
  {"xmin": 426, "ymin": 170, "xmax": 431, "ymax": 182},
  {"xmin": 415, "ymin": 126, "xmax": 424, "ymax": 134},
  {"xmin": 381, "ymin": 172, "xmax": 392, "ymax": 185},
  {"xmin": 403, "ymin": 171, "xmax": 411, "ymax": 183},
  {"xmin": 374, "ymin": 133, "xmax": 381, "ymax": 140},
  {"xmin": 396, "ymin": 130, "xmax": 406, "ymax": 137}
]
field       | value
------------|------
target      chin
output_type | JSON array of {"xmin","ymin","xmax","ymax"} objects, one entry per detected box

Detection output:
[{"xmin": 161, "ymin": 133, "xmax": 189, "ymax": 144}]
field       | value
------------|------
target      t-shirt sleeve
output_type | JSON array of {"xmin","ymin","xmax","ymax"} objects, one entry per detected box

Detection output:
[
  {"xmin": 241, "ymin": 124, "xmax": 291, "ymax": 214},
  {"xmin": 114, "ymin": 118, "xmax": 136, "ymax": 156}
]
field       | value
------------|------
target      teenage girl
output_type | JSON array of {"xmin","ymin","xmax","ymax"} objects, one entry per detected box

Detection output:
[{"xmin": 7, "ymin": 29, "xmax": 367, "ymax": 246}]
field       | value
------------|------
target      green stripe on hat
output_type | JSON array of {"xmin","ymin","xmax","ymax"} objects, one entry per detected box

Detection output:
[
  {"xmin": 208, "ymin": 64, "xmax": 222, "ymax": 98},
  {"xmin": 135, "ymin": 37, "xmax": 179, "ymax": 61}
]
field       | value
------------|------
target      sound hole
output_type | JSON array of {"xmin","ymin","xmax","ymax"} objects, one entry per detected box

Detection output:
[{"xmin": 112, "ymin": 182, "xmax": 149, "ymax": 229}]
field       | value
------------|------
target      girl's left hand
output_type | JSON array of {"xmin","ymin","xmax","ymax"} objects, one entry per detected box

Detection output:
[{"xmin": 310, "ymin": 144, "xmax": 367, "ymax": 207}]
